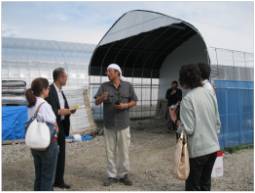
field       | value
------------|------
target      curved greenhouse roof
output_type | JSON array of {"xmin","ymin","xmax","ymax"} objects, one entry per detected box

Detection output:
[
  {"xmin": 89, "ymin": 10, "xmax": 209, "ymax": 78},
  {"xmin": 89, "ymin": 10, "xmax": 253, "ymax": 80}
]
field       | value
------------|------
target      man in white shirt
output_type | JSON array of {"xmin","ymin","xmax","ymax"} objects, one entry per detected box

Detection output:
[
  {"xmin": 46, "ymin": 67, "xmax": 76, "ymax": 189},
  {"xmin": 53, "ymin": 83, "xmax": 65, "ymax": 120}
]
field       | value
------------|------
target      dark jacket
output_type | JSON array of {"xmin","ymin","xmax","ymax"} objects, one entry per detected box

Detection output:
[
  {"xmin": 45, "ymin": 84, "xmax": 70, "ymax": 136},
  {"xmin": 165, "ymin": 88, "xmax": 182, "ymax": 107}
]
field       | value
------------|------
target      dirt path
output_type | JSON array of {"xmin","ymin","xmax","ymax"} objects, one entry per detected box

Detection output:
[{"xmin": 2, "ymin": 119, "xmax": 254, "ymax": 191}]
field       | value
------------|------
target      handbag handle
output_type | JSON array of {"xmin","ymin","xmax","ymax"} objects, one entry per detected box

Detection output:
[{"xmin": 179, "ymin": 130, "xmax": 187, "ymax": 144}]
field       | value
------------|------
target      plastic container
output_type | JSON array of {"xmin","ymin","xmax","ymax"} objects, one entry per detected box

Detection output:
[{"xmin": 211, "ymin": 151, "xmax": 224, "ymax": 178}]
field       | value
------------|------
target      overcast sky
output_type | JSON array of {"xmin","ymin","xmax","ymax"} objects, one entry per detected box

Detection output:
[{"xmin": 2, "ymin": 1, "xmax": 254, "ymax": 52}]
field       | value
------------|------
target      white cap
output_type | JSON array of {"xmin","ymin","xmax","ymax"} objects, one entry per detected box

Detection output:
[{"xmin": 107, "ymin": 63, "xmax": 123, "ymax": 78}]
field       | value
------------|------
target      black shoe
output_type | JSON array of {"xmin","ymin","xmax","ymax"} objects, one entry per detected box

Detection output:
[
  {"xmin": 54, "ymin": 182, "xmax": 71, "ymax": 189},
  {"xmin": 119, "ymin": 175, "xmax": 133, "ymax": 186},
  {"xmin": 103, "ymin": 177, "xmax": 118, "ymax": 186}
]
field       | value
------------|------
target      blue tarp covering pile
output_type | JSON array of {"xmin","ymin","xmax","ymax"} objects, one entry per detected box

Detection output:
[
  {"xmin": 215, "ymin": 80, "xmax": 254, "ymax": 148},
  {"xmin": 2, "ymin": 106, "xmax": 94, "ymax": 142},
  {"xmin": 2, "ymin": 106, "xmax": 28, "ymax": 141}
]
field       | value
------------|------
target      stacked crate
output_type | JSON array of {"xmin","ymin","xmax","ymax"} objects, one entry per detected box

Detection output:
[{"xmin": 2, "ymin": 80, "xmax": 27, "ymax": 106}]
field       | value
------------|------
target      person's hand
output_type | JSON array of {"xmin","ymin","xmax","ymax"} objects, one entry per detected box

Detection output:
[
  {"xmin": 70, "ymin": 104, "xmax": 79, "ymax": 114},
  {"xmin": 170, "ymin": 105, "xmax": 176, "ymax": 110},
  {"xmin": 101, "ymin": 92, "xmax": 109, "ymax": 101},
  {"xmin": 114, "ymin": 103, "xmax": 128, "ymax": 110},
  {"xmin": 53, "ymin": 123, "xmax": 59, "ymax": 132},
  {"xmin": 70, "ymin": 108, "xmax": 77, "ymax": 114},
  {"xmin": 171, "ymin": 90, "xmax": 176, "ymax": 95},
  {"xmin": 58, "ymin": 108, "xmax": 71, "ymax": 116},
  {"xmin": 95, "ymin": 92, "xmax": 109, "ymax": 105},
  {"xmin": 176, "ymin": 120, "xmax": 181, "ymax": 128}
]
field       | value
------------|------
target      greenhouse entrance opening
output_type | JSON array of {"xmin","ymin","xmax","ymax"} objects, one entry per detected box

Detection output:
[{"xmin": 89, "ymin": 10, "xmax": 209, "ymax": 120}]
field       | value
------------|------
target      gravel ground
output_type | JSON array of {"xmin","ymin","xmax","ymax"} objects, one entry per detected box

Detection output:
[{"xmin": 2, "ymin": 119, "xmax": 254, "ymax": 191}]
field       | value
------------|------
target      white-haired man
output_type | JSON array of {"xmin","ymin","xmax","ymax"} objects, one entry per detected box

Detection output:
[{"xmin": 94, "ymin": 64, "xmax": 138, "ymax": 186}]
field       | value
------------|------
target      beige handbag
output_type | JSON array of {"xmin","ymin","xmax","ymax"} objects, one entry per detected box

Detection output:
[{"xmin": 174, "ymin": 131, "xmax": 190, "ymax": 180}]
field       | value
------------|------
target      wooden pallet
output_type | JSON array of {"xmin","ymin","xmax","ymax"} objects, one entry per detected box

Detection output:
[{"xmin": 2, "ymin": 139, "xmax": 25, "ymax": 145}]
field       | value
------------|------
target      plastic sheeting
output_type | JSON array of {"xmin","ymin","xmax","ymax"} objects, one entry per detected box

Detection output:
[
  {"xmin": 209, "ymin": 48, "xmax": 253, "ymax": 81},
  {"xmin": 99, "ymin": 10, "xmax": 183, "ymax": 46},
  {"xmin": 215, "ymin": 80, "xmax": 254, "ymax": 148},
  {"xmin": 2, "ymin": 106, "xmax": 28, "ymax": 141},
  {"xmin": 2, "ymin": 37, "xmax": 95, "ymax": 89}
]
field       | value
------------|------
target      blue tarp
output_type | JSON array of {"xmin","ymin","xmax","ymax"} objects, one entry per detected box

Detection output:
[
  {"xmin": 66, "ymin": 134, "xmax": 94, "ymax": 142},
  {"xmin": 2, "ymin": 105, "xmax": 94, "ymax": 142},
  {"xmin": 2, "ymin": 106, "xmax": 28, "ymax": 141},
  {"xmin": 215, "ymin": 80, "xmax": 254, "ymax": 148}
]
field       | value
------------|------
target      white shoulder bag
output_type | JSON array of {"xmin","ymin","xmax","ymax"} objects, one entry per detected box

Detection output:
[{"xmin": 25, "ymin": 102, "xmax": 51, "ymax": 150}]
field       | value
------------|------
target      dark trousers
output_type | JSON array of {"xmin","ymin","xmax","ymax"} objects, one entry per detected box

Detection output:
[
  {"xmin": 185, "ymin": 152, "xmax": 217, "ymax": 191},
  {"xmin": 55, "ymin": 122, "xmax": 66, "ymax": 185},
  {"xmin": 31, "ymin": 142, "xmax": 59, "ymax": 191}
]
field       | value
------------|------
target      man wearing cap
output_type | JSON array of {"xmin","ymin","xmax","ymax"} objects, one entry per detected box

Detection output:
[{"xmin": 94, "ymin": 63, "xmax": 138, "ymax": 186}]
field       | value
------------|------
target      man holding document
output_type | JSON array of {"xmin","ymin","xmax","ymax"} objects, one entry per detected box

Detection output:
[{"xmin": 95, "ymin": 64, "xmax": 138, "ymax": 186}]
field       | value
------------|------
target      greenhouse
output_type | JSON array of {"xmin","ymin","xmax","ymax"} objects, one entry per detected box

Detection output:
[
  {"xmin": 89, "ymin": 10, "xmax": 254, "ymax": 148},
  {"xmin": 2, "ymin": 10, "xmax": 254, "ymax": 148}
]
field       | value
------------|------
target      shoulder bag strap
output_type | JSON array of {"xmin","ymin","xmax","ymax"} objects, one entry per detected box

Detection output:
[{"xmin": 33, "ymin": 102, "xmax": 45, "ymax": 118}]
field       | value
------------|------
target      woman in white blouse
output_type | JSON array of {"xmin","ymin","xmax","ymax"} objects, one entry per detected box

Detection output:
[{"xmin": 25, "ymin": 77, "xmax": 59, "ymax": 191}]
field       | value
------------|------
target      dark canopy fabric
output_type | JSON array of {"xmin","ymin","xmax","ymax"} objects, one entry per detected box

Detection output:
[{"xmin": 89, "ymin": 10, "xmax": 205, "ymax": 78}]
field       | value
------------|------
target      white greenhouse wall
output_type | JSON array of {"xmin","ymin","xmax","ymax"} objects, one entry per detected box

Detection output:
[{"xmin": 158, "ymin": 35, "xmax": 208, "ymax": 99}]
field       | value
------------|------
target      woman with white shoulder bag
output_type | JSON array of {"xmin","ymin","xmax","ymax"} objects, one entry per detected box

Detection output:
[{"xmin": 25, "ymin": 77, "xmax": 59, "ymax": 191}]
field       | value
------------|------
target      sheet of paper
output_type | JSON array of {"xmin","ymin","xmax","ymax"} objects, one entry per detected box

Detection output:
[{"xmin": 65, "ymin": 88, "xmax": 96, "ymax": 135}]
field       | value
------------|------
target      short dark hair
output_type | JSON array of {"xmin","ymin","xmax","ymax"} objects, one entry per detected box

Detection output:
[
  {"xmin": 179, "ymin": 64, "xmax": 203, "ymax": 89},
  {"xmin": 172, "ymin": 80, "xmax": 178, "ymax": 86},
  {"xmin": 53, "ymin": 67, "xmax": 65, "ymax": 81},
  {"xmin": 197, "ymin": 63, "xmax": 211, "ymax": 80}
]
